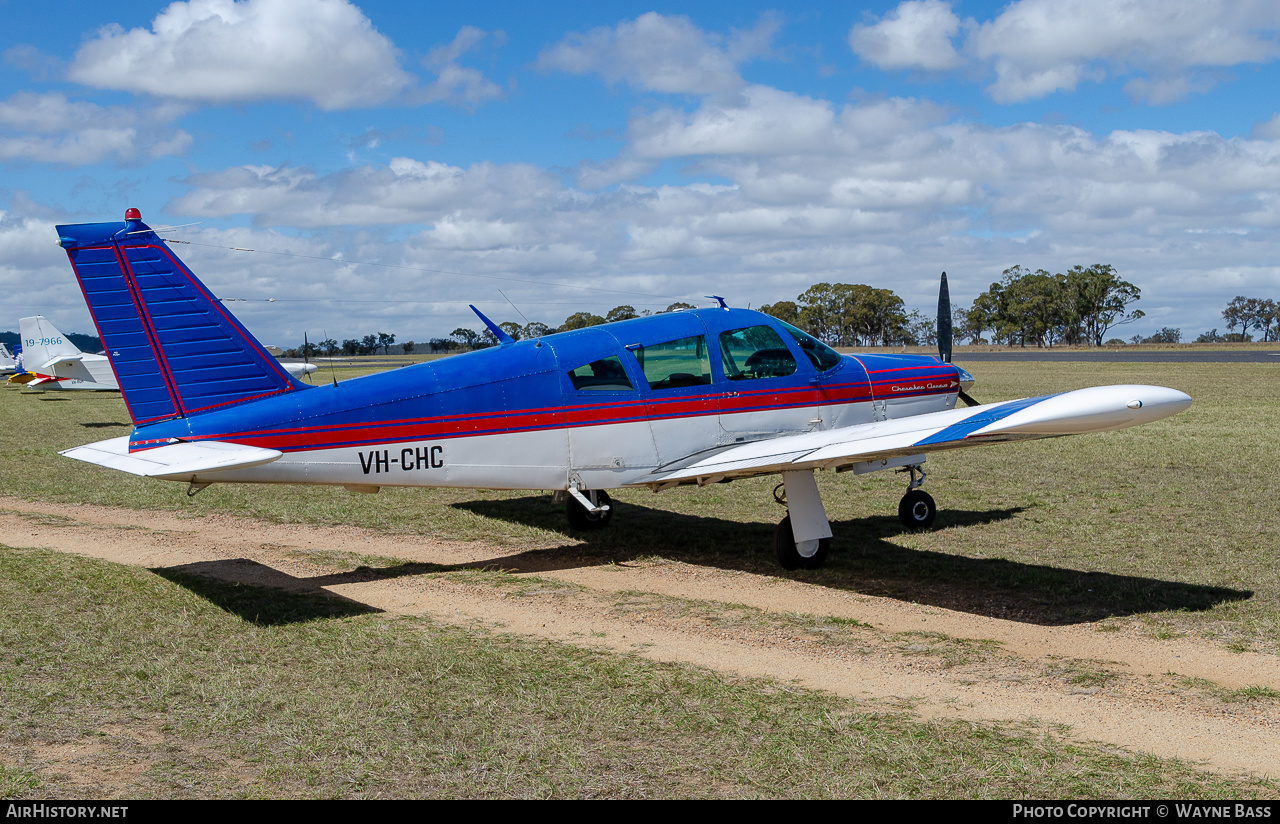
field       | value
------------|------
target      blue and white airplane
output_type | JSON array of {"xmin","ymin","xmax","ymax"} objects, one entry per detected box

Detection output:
[{"xmin": 56, "ymin": 209, "xmax": 1192, "ymax": 569}]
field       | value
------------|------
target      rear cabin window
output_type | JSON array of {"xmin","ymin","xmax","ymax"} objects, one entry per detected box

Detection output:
[
  {"xmin": 719, "ymin": 326, "xmax": 797, "ymax": 380},
  {"xmin": 778, "ymin": 321, "xmax": 843, "ymax": 372},
  {"xmin": 632, "ymin": 335, "xmax": 712, "ymax": 390},
  {"xmin": 567, "ymin": 356, "xmax": 634, "ymax": 391}
]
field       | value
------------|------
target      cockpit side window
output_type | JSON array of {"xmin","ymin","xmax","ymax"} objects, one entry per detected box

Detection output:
[
  {"xmin": 719, "ymin": 326, "xmax": 797, "ymax": 380},
  {"xmin": 631, "ymin": 335, "xmax": 712, "ymax": 390},
  {"xmin": 567, "ymin": 355, "xmax": 634, "ymax": 391},
  {"xmin": 778, "ymin": 321, "xmax": 844, "ymax": 372}
]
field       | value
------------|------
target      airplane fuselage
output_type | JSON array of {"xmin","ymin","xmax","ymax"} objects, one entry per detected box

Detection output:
[{"xmin": 122, "ymin": 309, "xmax": 961, "ymax": 491}]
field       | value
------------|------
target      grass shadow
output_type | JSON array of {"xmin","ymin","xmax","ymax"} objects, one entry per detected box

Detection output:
[{"xmin": 455, "ymin": 496, "xmax": 1252, "ymax": 626}]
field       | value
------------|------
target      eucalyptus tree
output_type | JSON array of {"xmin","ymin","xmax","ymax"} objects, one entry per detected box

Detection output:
[
  {"xmin": 759, "ymin": 300, "xmax": 800, "ymax": 326},
  {"xmin": 1066, "ymin": 264, "xmax": 1143, "ymax": 346}
]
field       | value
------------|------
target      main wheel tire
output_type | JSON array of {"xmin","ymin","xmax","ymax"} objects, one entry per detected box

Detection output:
[
  {"xmin": 566, "ymin": 489, "xmax": 613, "ymax": 531},
  {"xmin": 773, "ymin": 514, "xmax": 831, "ymax": 570},
  {"xmin": 898, "ymin": 489, "xmax": 936, "ymax": 529}
]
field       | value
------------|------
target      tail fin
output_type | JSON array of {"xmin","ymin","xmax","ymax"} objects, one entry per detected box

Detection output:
[
  {"xmin": 55, "ymin": 208, "xmax": 305, "ymax": 424},
  {"xmin": 18, "ymin": 316, "xmax": 120, "ymax": 389},
  {"xmin": 19, "ymin": 315, "xmax": 84, "ymax": 368}
]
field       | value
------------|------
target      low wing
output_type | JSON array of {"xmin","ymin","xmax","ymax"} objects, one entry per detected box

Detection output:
[
  {"xmin": 643, "ymin": 385, "xmax": 1191, "ymax": 488},
  {"xmin": 60, "ymin": 436, "xmax": 282, "ymax": 481}
]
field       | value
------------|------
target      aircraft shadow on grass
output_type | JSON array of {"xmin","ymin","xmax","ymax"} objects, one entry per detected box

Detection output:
[
  {"xmin": 456, "ymin": 495, "xmax": 1253, "ymax": 627},
  {"xmin": 148, "ymin": 496, "xmax": 1250, "ymax": 629},
  {"xmin": 153, "ymin": 560, "xmax": 382, "ymax": 625}
]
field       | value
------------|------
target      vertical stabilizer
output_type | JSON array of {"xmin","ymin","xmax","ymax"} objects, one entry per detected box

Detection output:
[
  {"xmin": 18, "ymin": 316, "xmax": 82, "ymax": 368},
  {"xmin": 18, "ymin": 316, "xmax": 119, "ymax": 390},
  {"xmin": 56, "ymin": 208, "xmax": 305, "ymax": 424}
]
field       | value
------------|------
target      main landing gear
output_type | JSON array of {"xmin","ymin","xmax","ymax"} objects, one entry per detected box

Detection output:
[
  {"xmin": 771, "ymin": 463, "xmax": 938, "ymax": 571},
  {"xmin": 772, "ymin": 470, "xmax": 832, "ymax": 570},
  {"xmin": 565, "ymin": 487, "xmax": 613, "ymax": 531}
]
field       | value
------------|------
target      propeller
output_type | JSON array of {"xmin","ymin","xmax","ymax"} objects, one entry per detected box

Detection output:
[
  {"xmin": 937, "ymin": 271, "xmax": 980, "ymax": 407},
  {"xmin": 304, "ymin": 331, "xmax": 312, "ymax": 383}
]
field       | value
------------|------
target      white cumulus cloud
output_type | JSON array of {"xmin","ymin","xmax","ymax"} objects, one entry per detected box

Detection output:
[
  {"xmin": 68, "ymin": 0, "xmax": 412, "ymax": 110},
  {"xmin": 849, "ymin": 0, "xmax": 964, "ymax": 72},
  {"xmin": 0, "ymin": 93, "xmax": 191, "ymax": 165},
  {"xmin": 537, "ymin": 12, "xmax": 778, "ymax": 95},
  {"xmin": 851, "ymin": 0, "xmax": 1280, "ymax": 103},
  {"xmin": 970, "ymin": 0, "xmax": 1280, "ymax": 102}
]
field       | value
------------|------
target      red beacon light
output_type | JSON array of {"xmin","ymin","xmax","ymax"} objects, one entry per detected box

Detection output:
[{"xmin": 124, "ymin": 208, "xmax": 141, "ymax": 221}]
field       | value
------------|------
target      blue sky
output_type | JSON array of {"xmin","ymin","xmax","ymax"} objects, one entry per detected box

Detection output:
[{"xmin": 3, "ymin": 0, "xmax": 1279, "ymax": 345}]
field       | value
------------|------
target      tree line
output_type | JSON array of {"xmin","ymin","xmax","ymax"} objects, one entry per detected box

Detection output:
[
  {"xmin": 283, "ymin": 267, "xmax": 1278, "ymax": 357},
  {"xmin": 1203, "ymin": 296, "xmax": 1279, "ymax": 342},
  {"xmin": 953, "ymin": 264, "xmax": 1144, "ymax": 347}
]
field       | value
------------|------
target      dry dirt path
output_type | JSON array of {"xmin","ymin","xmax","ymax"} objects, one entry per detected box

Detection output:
[{"xmin": 3, "ymin": 496, "xmax": 1277, "ymax": 779}]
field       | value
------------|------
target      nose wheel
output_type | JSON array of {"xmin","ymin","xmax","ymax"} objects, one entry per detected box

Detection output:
[{"xmin": 897, "ymin": 463, "xmax": 937, "ymax": 529}]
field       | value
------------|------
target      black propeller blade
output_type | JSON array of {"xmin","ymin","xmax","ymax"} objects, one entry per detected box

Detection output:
[
  {"xmin": 937, "ymin": 271, "xmax": 980, "ymax": 407},
  {"xmin": 937, "ymin": 271, "xmax": 952, "ymax": 365}
]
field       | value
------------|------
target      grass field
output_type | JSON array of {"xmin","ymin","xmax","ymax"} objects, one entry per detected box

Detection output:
[{"xmin": 2, "ymin": 359, "xmax": 1278, "ymax": 798}]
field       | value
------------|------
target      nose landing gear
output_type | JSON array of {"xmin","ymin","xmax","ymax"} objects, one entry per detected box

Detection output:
[{"xmin": 897, "ymin": 464, "xmax": 936, "ymax": 529}]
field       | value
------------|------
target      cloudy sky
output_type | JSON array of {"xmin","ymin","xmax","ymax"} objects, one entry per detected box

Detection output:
[{"xmin": 3, "ymin": 0, "xmax": 1279, "ymax": 346}]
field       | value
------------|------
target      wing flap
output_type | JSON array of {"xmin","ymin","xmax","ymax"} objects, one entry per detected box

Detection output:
[{"xmin": 60, "ymin": 436, "xmax": 282, "ymax": 480}]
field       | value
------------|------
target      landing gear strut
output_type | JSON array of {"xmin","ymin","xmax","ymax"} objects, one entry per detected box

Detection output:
[
  {"xmin": 897, "ymin": 464, "xmax": 936, "ymax": 529},
  {"xmin": 566, "ymin": 488, "xmax": 613, "ymax": 531},
  {"xmin": 773, "ymin": 470, "xmax": 832, "ymax": 570}
]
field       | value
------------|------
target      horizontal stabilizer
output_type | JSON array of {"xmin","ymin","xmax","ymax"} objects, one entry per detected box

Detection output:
[
  {"xmin": 60, "ymin": 436, "xmax": 282, "ymax": 480},
  {"xmin": 40, "ymin": 354, "xmax": 84, "ymax": 370}
]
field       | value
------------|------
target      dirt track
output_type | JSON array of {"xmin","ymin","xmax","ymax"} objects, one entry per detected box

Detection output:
[{"xmin": 2, "ymin": 496, "xmax": 1277, "ymax": 779}]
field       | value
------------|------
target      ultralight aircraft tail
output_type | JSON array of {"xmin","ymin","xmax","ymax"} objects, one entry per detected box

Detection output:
[{"xmin": 55, "ymin": 208, "xmax": 306, "ymax": 424}]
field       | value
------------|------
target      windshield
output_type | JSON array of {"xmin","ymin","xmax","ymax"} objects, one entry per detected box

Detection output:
[{"xmin": 777, "ymin": 321, "xmax": 843, "ymax": 372}]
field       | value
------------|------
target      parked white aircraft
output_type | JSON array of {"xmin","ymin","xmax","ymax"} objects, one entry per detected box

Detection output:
[
  {"xmin": 18, "ymin": 316, "xmax": 119, "ymax": 391},
  {"xmin": 0, "ymin": 343, "xmax": 15, "ymax": 375}
]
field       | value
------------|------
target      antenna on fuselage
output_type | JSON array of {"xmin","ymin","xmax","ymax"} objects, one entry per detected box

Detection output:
[
  {"xmin": 469, "ymin": 305, "xmax": 515, "ymax": 345},
  {"xmin": 324, "ymin": 329, "xmax": 338, "ymax": 387},
  {"xmin": 498, "ymin": 289, "xmax": 529, "ymax": 325}
]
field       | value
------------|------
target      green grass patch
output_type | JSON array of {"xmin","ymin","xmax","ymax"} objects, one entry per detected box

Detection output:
[
  {"xmin": 3, "ymin": 360, "xmax": 1278, "ymax": 648},
  {"xmin": 2, "ymin": 546, "xmax": 1270, "ymax": 799}
]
